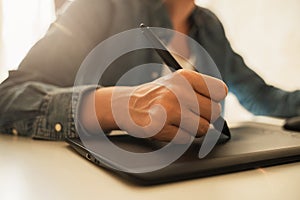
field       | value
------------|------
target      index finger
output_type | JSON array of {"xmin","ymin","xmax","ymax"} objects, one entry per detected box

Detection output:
[{"xmin": 177, "ymin": 70, "xmax": 228, "ymax": 102}]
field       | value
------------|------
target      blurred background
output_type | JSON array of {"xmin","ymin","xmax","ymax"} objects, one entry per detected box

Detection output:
[
  {"xmin": 196, "ymin": 0, "xmax": 300, "ymax": 121},
  {"xmin": 0, "ymin": 0, "xmax": 299, "ymax": 122}
]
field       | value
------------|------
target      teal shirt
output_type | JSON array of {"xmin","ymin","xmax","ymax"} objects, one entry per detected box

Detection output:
[{"xmin": 0, "ymin": 0, "xmax": 299, "ymax": 140}]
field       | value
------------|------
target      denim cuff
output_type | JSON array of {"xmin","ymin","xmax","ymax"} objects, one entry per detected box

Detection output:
[{"xmin": 32, "ymin": 85, "xmax": 98, "ymax": 140}]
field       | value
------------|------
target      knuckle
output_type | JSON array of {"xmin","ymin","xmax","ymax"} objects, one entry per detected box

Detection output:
[
  {"xmin": 177, "ymin": 69, "xmax": 186, "ymax": 74},
  {"xmin": 176, "ymin": 69, "xmax": 191, "ymax": 77},
  {"xmin": 211, "ymin": 102, "xmax": 222, "ymax": 121},
  {"xmin": 199, "ymin": 121, "xmax": 209, "ymax": 135},
  {"xmin": 215, "ymin": 81, "xmax": 228, "ymax": 100},
  {"xmin": 204, "ymin": 76, "xmax": 228, "ymax": 101}
]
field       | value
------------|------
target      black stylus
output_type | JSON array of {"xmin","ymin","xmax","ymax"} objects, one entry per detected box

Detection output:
[{"xmin": 140, "ymin": 23, "xmax": 231, "ymax": 139}]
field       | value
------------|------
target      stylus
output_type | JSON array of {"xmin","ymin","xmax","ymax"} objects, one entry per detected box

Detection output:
[{"xmin": 140, "ymin": 23, "xmax": 231, "ymax": 139}]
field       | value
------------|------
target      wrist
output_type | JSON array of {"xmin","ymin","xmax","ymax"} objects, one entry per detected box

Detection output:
[
  {"xmin": 80, "ymin": 87, "xmax": 119, "ymax": 133},
  {"xmin": 94, "ymin": 87, "xmax": 119, "ymax": 131}
]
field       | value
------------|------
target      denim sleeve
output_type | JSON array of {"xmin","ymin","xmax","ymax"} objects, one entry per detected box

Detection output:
[
  {"xmin": 0, "ymin": 0, "xmax": 144, "ymax": 140},
  {"xmin": 200, "ymin": 8, "xmax": 300, "ymax": 118},
  {"xmin": 0, "ymin": 72, "xmax": 97, "ymax": 140},
  {"xmin": 223, "ymin": 33, "xmax": 300, "ymax": 118},
  {"xmin": 0, "ymin": 0, "xmax": 110, "ymax": 140}
]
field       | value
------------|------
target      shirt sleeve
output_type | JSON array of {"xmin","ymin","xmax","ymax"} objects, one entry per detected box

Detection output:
[
  {"xmin": 199, "ymin": 8, "xmax": 300, "ymax": 118},
  {"xmin": 206, "ymin": 10, "xmax": 300, "ymax": 118},
  {"xmin": 0, "ymin": 0, "xmax": 148, "ymax": 140},
  {"xmin": 0, "ymin": 0, "xmax": 111, "ymax": 140},
  {"xmin": 224, "ymin": 41, "xmax": 300, "ymax": 118},
  {"xmin": 0, "ymin": 69, "xmax": 99, "ymax": 140}
]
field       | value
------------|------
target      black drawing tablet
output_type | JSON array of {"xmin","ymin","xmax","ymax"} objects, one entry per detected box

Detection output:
[{"xmin": 66, "ymin": 122, "xmax": 300, "ymax": 185}]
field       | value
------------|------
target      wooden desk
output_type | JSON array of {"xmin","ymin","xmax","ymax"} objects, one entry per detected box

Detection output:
[{"xmin": 1, "ymin": 126, "xmax": 300, "ymax": 200}]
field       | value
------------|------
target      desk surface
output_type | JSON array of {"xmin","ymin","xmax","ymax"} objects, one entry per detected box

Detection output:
[{"xmin": 1, "ymin": 122, "xmax": 300, "ymax": 200}]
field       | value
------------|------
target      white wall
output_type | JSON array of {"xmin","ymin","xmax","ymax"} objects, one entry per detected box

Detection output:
[
  {"xmin": 0, "ymin": 0, "xmax": 55, "ymax": 82},
  {"xmin": 196, "ymin": 0, "xmax": 300, "ymax": 122},
  {"xmin": 0, "ymin": 0, "xmax": 3, "ymax": 81}
]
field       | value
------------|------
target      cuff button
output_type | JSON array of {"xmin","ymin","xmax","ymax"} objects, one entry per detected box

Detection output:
[
  {"xmin": 12, "ymin": 128, "xmax": 18, "ymax": 136},
  {"xmin": 54, "ymin": 123, "xmax": 63, "ymax": 132}
]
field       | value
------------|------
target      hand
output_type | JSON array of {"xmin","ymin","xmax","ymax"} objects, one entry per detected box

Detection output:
[{"xmin": 81, "ymin": 69, "xmax": 228, "ymax": 143}]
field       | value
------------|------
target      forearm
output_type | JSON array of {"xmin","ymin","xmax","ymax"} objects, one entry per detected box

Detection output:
[
  {"xmin": 239, "ymin": 84, "xmax": 300, "ymax": 118},
  {"xmin": 225, "ymin": 49, "xmax": 300, "ymax": 118}
]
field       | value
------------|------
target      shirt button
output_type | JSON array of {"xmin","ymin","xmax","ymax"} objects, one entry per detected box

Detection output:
[
  {"xmin": 151, "ymin": 72, "xmax": 159, "ymax": 79},
  {"xmin": 12, "ymin": 128, "xmax": 18, "ymax": 136},
  {"xmin": 54, "ymin": 123, "xmax": 63, "ymax": 132}
]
